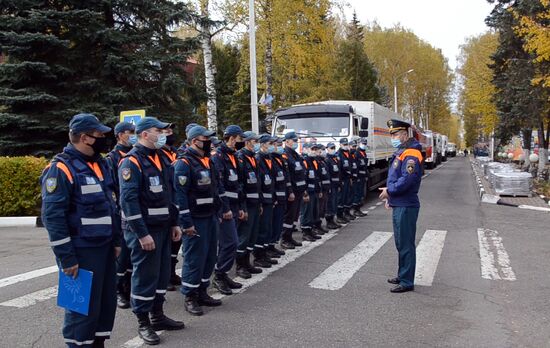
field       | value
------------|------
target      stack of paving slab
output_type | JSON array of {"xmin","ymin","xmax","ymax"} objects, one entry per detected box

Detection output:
[{"xmin": 482, "ymin": 161, "xmax": 533, "ymax": 197}]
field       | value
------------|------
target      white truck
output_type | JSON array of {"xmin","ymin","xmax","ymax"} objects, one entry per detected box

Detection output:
[
  {"xmin": 441, "ymin": 135, "xmax": 448, "ymax": 162},
  {"xmin": 271, "ymin": 100, "xmax": 403, "ymax": 191},
  {"xmin": 433, "ymin": 132, "xmax": 443, "ymax": 165},
  {"xmin": 446, "ymin": 143, "xmax": 457, "ymax": 157}
]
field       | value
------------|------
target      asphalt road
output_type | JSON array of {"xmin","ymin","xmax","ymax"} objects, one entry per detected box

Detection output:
[{"xmin": 1, "ymin": 156, "xmax": 549, "ymax": 348}]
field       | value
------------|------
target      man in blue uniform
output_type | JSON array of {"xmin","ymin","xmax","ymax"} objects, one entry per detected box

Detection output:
[
  {"xmin": 210, "ymin": 125, "xmax": 245, "ymax": 295},
  {"xmin": 379, "ymin": 119, "xmax": 423, "ymax": 293},
  {"xmin": 235, "ymin": 131, "xmax": 264, "ymax": 278},
  {"xmin": 314, "ymin": 144, "xmax": 331, "ymax": 233},
  {"xmin": 41, "ymin": 113, "xmax": 119, "ymax": 348},
  {"xmin": 174, "ymin": 125, "xmax": 223, "ymax": 316},
  {"xmin": 106, "ymin": 121, "xmax": 137, "ymax": 309},
  {"xmin": 350, "ymin": 138, "xmax": 368, "ymax": 218},
  {"xmin": 337, "ymin": 138, "xmax": 355, "ymax": 222},
  {"xmin": 301, "ymin": 143, "xmax": 322, "ymax": 241},
  {"xmin": 269, "ymin": 137, "xmax": 289, "ymax": 257},
  {"xmin": 119, "ymin": 117, "xmax": 185, "ymax": 345},
  {"xmin": 325, "ymin": 142, "xmax": 343, "ymax": 229},
  {"xmin": 281, "ymin": 132, "xmax": 308, "ymax": 249}
]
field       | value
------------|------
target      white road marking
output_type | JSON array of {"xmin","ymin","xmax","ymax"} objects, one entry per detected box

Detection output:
[
  {"xmin": 123, "ymin": 231, "xmax": 340, "ymax": 348},
  {"xmin": 308, "ymin": 232, "xmax": 393, "ymax": 291},
  {"xmin": 0, "ymin": 286, "xmax": 58, "ymax": 308},
  {"xmin": 414, "ymin": 230, "xmax": 447, "ymax": 286},
  {"xmin": 376, "ymin": 202, "xmax": 383, "ymax": 206},
  {"xmin": 0, "ymin": 265, "xmax": 58, "ymax": 289},
  {"xmin": 368, "ymin": 206, "xmax": 377, "ymax": 210},
  {"xmin": 477, "ymin": 228, "xmax": 516, "ymax": 281}
]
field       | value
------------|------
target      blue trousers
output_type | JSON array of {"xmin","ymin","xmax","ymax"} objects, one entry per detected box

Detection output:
[
  {"xmin": 338, "ymin": 179, "xmax": 351, "ymax": 214},
  {"xmin": 392, "ymin": 207, "xmax": 420, "ymax": 288},
  {"xmin": 327, "ymin": 185, "xmax": 339, "ymax": 217},
  {"xmin": 180, "ymin": 215, "xmax": 218, "ymax": 295},
  {"xmin": 116, "ymin": 227, "xmax": 132, "ymax": 295},
  {"xmin": 215, "ymin": 205, "xmax": 239, "ymax": 274},
  {"xmin": 300, "ymin": 192, "xmax": 318, "ymax": 230},
  {"xmin": 125, "ymin": 228, "xmax": 170, "ymax": 314},
  {"xmin": 237, "ymin": 203, "xmax": 260, "ymax": 254},
  {"xmin": 352, "ymin": 178, "xmax": 366, "ymax": 206},
  {"xmin": 257, "ymin": 203, "xmax": 273, "ymax": 249},
  {"xmin": 63, "ymin": 244, "xmax": 116, "ymax": 348},
  {"xmin": 270, "ymin": 202, "xmax": 286, "ymax": 245}
]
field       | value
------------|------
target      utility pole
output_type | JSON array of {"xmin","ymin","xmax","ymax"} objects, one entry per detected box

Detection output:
[{"xmin": 249, "ymin": 0, "xmax": 259, "ymax": 133}]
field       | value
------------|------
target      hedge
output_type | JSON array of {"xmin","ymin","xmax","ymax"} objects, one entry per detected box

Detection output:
[{"xmin": 0, "ymin": 156, "xmax": 49, "ymax": 216}]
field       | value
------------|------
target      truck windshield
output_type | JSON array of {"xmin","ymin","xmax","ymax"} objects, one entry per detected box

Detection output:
[{"xmin": 274, "ymin": 114, "xmax": 349, "ymax": 137}]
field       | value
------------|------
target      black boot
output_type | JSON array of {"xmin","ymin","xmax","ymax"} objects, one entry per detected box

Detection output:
[
  {"xmin": 117, "ymin": 292, "xmax": 130, "ymax": 309},
  {"xmin": 236, "ymin": 254, "xmax": 252, "ymax": 279},
  {"xmin": 198, "ymin": 289, "xmax": 222, "ymax": 307},
  {"xmin": 302, "ymin": 228, "xmax": 317, "ymax": 242},
  {"xmin": 266, "ymin": 248, "xmax": 282, "ymax": 259},
  {"xmin": 212, "ymin": 272, "xmax": 233, "ymax": 295},
  {"xmin": 326, "ymin": 216, "xmax": 341, "ymax": 230},
  {"xmin": 344, "ymin": 209, "xmax": 356, "ymax": 221},
  {"xmin": 245, "ymin": 252, "xmax": 263, "ymax": 274},
  {"xmin": 313, "ymin": 225, "xmax": 327, "ymax": 235},
  {"xmin": 184, "ymin": 292, "xmax": 203, "ymax": 316},
  {"xmin": 281, "ymin": 239, "xmax": 295, "ymax": 250},
  {"xmin": 268, "ymin": 244, "xmax": 285, "ymax": 256},
  {"xmin": 92, "ymin": 338, "xmax": 105, "ymax": 348},
  {"xmin": 150, "ymin": 308, "xmax": 185, "ymax": 331},
  {"xmin": 224, "ymin": 273, "xmax": 243, "ymax": 289},
  {"xmin": 353, "ymin": 205, "xmax": 368, "ymax": 217},
  {"xmin": 253, "ymin": 249, "xmax": 272, "ymax": 268},
  {"xmin": 137, "ymin": 313, "xmax": 161, "ymax": 345},
  {"xmin": 336, "ymin": 213, "xmax": 349, "ymax": 225}
]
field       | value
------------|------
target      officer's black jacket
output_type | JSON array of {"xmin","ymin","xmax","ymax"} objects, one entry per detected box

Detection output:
[
  {"xmin": 337, "ymin": 149, "xmax": 352, "ymax": 179},
  {"xmin": 325, "ymin": 153, "xmax": 341, "ymax": 186},
  {"xmin": 315, "ymin": 156, "xmax": 331, "ymax": 193},
  {"xmin": 303, "ymin": 154, "xmax": 321, "ymax": 194},
  {"xmin": 237, "ymin": 148, "xmax": 261, "ymax": 207},
  {"xmin": 283, "ymin": 147, "xmax": 307, "ymax": 194},
  {"xmin": 256, "ymin": 150, "xmax": 275, "ymax": 205},
  {"xmin": 272, "ymin": 152, "xmax": 292, "ymax": 204},
  {"xmin": 212, "ymin": 143, "xmax": 245, "ymax": 213}
]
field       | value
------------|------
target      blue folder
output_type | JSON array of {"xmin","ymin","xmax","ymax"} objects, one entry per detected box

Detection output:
[{"xmin": 57, "ymin": 269, "xmax": 93, "ymax": 316}]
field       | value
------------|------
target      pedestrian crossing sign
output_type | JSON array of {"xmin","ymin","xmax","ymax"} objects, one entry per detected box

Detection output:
[{"xmin": 119, "ymin": 110, "xmax": 145, "ymax": 125}]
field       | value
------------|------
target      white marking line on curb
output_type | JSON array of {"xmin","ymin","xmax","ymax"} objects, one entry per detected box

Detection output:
[
  {"xmin": 0, "ymin": 216, "xmax": 37, "ymax": 227},
  {"xmin": 0, "ymin": 286, "xmax": 58, "ymax": 308},
  {"xmin": 477, "ymin": 228, "xmax": 516, "ymax": 281},
  {"xmin": 0, "ymin": 265, "xmax": 58, "ymax": 289},
  {"xmin": 308, "ymin": 232, "xmax": 393, "ymax": 291},
  {"xmin": 414, "ymin": 230, "xmax": 447, "ymax": 286},
  {"xmin": 123, "ymin": 231, "xmax": 340, "ymax": 348},
  {"xmin": 518, "ymin": 205, "xmax": 550, "ymax": 212}
]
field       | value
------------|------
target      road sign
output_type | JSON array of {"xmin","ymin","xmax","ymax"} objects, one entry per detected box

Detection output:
[{"xmin": 120, "ymin": 110, "xmax": 145, "ymax": 125}]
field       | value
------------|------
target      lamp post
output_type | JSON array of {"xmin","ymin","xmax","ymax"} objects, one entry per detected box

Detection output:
[
  {"xmin": 249, "ymin": 0, "xmax": 259, "ymax": 133},
  {"xmin": 393, "ymin": 68, "xmax": 414, "ymax": 114}
]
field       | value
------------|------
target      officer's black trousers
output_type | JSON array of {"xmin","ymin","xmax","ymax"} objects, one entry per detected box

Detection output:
[{"xmin": 283, "ymin": 190, "xmax": 304, "ymax": 239}]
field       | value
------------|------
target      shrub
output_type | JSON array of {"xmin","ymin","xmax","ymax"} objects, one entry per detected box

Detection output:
[{"xmin": 0, "ymin": 156, "xmax": 49, "ymax": 216}]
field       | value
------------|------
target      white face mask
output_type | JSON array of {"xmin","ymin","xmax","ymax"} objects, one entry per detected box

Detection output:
[{"xmin": 359, "ymin": 144, "xmax": 366, "ymax": 150}]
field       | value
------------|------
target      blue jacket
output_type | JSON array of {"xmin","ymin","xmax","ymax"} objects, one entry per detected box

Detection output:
[
  {"xmin": 387, "ymin": 138, "xmax": 423, "ymax": 208},
  {"xmin": 211, "ymin": 143, "xmax": 245, "ymax": 214},
  {"xmin": 41, "ymin": 144, "xmax": 120, "ymax": 269}
]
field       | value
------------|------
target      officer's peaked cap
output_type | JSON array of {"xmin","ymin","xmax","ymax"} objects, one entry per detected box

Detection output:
[{"xmin": 387, "ymin": 119, "xmax": 410, "ymax": 134}]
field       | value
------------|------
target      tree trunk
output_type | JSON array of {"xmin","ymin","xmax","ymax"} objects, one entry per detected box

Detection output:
[
  {"xmin": 538, "ymin": 120, "xmax": 548, "ymax": 179},
  {"xmin": 200, "ymin": 0, "xmax": 217, "ymax": 132},
  {"xmin": 522, "ymin": 128, "xmax": 532, "ymax": 170}
]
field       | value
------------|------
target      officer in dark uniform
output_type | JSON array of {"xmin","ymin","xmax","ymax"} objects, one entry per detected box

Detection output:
[
  {"xmin": 337, "ymin": 138, "xmax": 355, "ymax": 222},
  {"xmin": 106, "ymin": 121, "xmax": 136, "ymax": 309},
  {"xmin": 357, "ymin": 138, "xmax": 370, "ymax": 203},
  {"xmin": 176, "ymin": 122, "xmax": 198, "ymax": 158},
  {"xmin": 350, "ymin": 138, "xmax": 367, "ymax": 218},
  {"xmin": 325, "ymin": 142, "xmax": 343, "ymax": 229},
  {"xmin": 41, "ymin": 113, "xmax": 119, "ymax": 348},
  {"xmin": 119, "ymin": 117, "xmax": 185, "ymax": 345},
  {"xmin": 379, "ymin": 119, "xmax": 423, "ymax": 293},
  {"xmin": 314, "ymin": 144, "xmax": 331, "ymax": 233},
  {"xmin": 158, "ymin": 123, "xmax": 181, "ymax": 291},
  {"xmin": 300, "ymin": 143, "xmax": 322, "ymax": 241},
  {"xmin": 281, "ymin": 132, "xmax": 308, "ymax": 249},
  {"xmin": 235, "ymin": 131, "xmax": 263, "ymax": 278},
  {"xmin": 174, "ymin": 125, "xmax": 222, "ymax": 316},
  {"xmin": 210, "ymin": 125, "xmax": 245, "ymax": 295},
  {"xmin": 269, "ymin": 138, "xmax": 288, "ymax": 257}
]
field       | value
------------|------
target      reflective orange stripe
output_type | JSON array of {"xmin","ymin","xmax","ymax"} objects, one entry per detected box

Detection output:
[
  {"xmin": 86, "ymin": 162, "xmax": 104, "ymax": 181},
  {"xmin": 274, "ymin": 157, "xmax": 283, "ymax": 166},
  {"xmin": 181, "ymin": 158, "xmax": 190, "ymax": 165},
  {"xmin": 118, "ymin": 150, "xmax": 127, "ymax": 157},
  {"xmin": 56, "ymin": 163, "xmax": 74, "ymax": 184},
  {"xmin": 227, "ymin": 153, "xmax": 237, "ymax": 168},
  {"xmin": 398, "ymin": 149, "xmax": 423, "ymax": 163},
  {"xmin": 246, "ymin": 155, "xmax": 256, "ymax": 168},
  {"xmin": 148, "ymin": 154, "xmax": 162, "ymax": 171},
  {"xmin": 265, "ymin": 159, "xmax": 272, "ymax": 170},
  {"xmin": 199, "ymin": 157, "xmax": 210, "ymax": 169},
  {"xmin": 161, "ymin": 149, "xmax": 176, "ymax": 162},
  {"xmin": 313, "ymin": 160, "xmax": 318, "ymax": 170},
  {"xmin": 343, "ymin": 152, "xmax": 349, "ymax": 158},
  {"xmin": 128, "ymin": 156, "xmax": 141, "ymax": 171}
]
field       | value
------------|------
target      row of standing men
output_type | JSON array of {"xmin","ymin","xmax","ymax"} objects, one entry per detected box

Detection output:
[{"xmin": 40, "ymin": 114, "xmax": 371, "ymax": 347}]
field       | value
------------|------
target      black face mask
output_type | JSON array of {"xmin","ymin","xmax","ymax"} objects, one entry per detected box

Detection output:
[
  {"xmin": 235, "ymin": 141, "xmax": 245, "ymax": 151},
  {"xmin": 196, "ymin": 139, "xmax": 212, "ymax": 157},
  {"xmin": 166, "ymin": 134, "xmax": 177, "ymax": 146},
  {"xmin": 86, "ymin": 134, "xmax": 110, "ymax": 155}
]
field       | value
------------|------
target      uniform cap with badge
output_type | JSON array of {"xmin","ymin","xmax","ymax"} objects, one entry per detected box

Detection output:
[
  {"xmin": 136, "ymin": 117, "xmax": 170, "ymax": 134},
  {"xmin": 223, "ymin": 125, "xmax": 244, "ymax": 137},
  {"xmin": 387, "ymin": 119, "xmax": 411, "ymax": 134},
  {"xmin": 69, "ymin": 113, "xmax": 112, "ymax": 134}
]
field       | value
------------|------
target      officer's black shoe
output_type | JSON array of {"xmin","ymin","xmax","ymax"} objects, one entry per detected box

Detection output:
[
  {"xmin": 344, "ymin": 210, "xmax": 356, "ymax": 221},
  {"xmin": 265, "ymin": 254, "xmax": 278, "ymax": 264},
  {"xmin": 198, "ymin": 289, "xmax": 222, "ymax": 307},
  {"xmin": 166, "ymin": 283, "xmax": 176, "ymax": 292},
  {"xmin": 308, "ymin": 228, "xmax": 322, "ymax": 239},
  {"xmin": 327, "ymin": 220, "xmax": 341, "ymax": 230},
  {"xmin": 266, "ymin": 249, "xmax": 281, "ymax": 259},
  {"xmin": 302, "ymin": 231, "xmax": 317, "ymax": 242},
  {"xmin": 137, "ymin": 313, "xmax": 161, "ymax": 345},
  {"xmin": 213, "ymin": 273, "xmax": 233, "ymax": 295},
  {"xmin": 245, "ymin": 253, "xmax": 263, "ymax": 274},
  {"xmin": 224, "ymin": 275, "xmax": 243, "ymax": 289},
  {"xmin": 387, "ymin": 277, "xmax": 400, "ymax": 285},
  {"xmin": 289, "ymin": 236, "xmax": 303, "ymax": 247},
  {"xmin": 117, "ymin": 293, "xmax": 130, "ymax": 309},
  {"xmin": 92, "ymin": 338, "xmax": 105, "ymax": 348},
  {"xmin": 170, "ymin": 274, "xmax": 182, "ymax": 286},
  {"xmin": 253, "ymin": 256, "xmax": 272, "ymax": 268},
  {"xmin": 184, "ymin": 295, "xmax": 204, "ymax": 316},
  {"xmin": 269, "ymin": 244, "xmax": 286, "ymax": 256},
  {"xmin": 353, "ymin": 207, "xmax": 368, "ymax": 217},
  {"xmin": 317, "ymin": 223, "xmax": 330, "ymax": 233},
  {"xmin": 281, "ymin": 240, "xmax": 295, "ymax": 250},
  {"xmin": 313, "ymin": 226, "xmax": 327, "ymax": 235},
  {"xmin": 236, "ymin": 265, "xmax": 252, "ymax": 279},
  {"xmin": 390, "ymin": 285, "xmax": 414, "ymax": 293},
  {"xmin": 150, "ymin": 311, "xmax": 185, "ymax": 331}
]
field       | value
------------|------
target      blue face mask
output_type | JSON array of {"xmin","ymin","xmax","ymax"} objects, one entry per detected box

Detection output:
[
  {"xmin": 253, "ymin": 143, "xmax": 261, "ymax": 152},
  {"xmin": 128, "ymin": 134, "xmax": 138, "ymax": 146},
  {"xmin": 153, "ymin": 133, "xmax": 167, "ymax": 149},
  {"xmin": 391, "ymin": 138, "xmax": 401, "ymax": 148},
  {"xmin": 275, "ymin": 147, "xmax": 284, "ymax": 154},
  {"xmin": 292, "ymin": 143, "xmax": 298, "ymax": 150},
  {"xmin": 267, "ymin": 145, "xmax": 275, "ymax": 153}
]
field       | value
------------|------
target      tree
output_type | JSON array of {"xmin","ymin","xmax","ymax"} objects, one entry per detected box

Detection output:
[{"xmin": 0, "ymin": 0, "xmax": 197, "ymax": 156}]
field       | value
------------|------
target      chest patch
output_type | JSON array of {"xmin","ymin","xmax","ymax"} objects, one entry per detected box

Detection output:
[
  {"xmin": 178, "ymin": 176, "xmax": 187, "ymax": 186},
  {"xmin": 122, "ymin": 168, "xmax": 131, "ymax": 181},
  {"xmin": 393, "ymin": 160, "xmax": 399, "ymax": 169}
]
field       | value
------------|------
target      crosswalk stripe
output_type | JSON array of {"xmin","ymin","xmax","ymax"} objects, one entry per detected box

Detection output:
[
  {"xmin": 0, "ymin": 265, "xmax": 58, "ymax": 289},
  {"xmin": 0, "ymin": 286, "xmax": 58, "ymax": 308},
  {"xmin": 414, "ymin": 230, "xmax": 447, "ymax": 286},
  {"xmin": 477, "ymin": 228, "xmax": 516, "ymax": 281},
  {"xmin": 308, "ymin": 232, "xmax": 393, "ymax": 291}
]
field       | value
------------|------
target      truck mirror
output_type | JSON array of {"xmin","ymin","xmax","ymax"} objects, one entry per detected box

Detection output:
[
  {"xmin": 359, "ymin": 130, "xmax": 368, "ymax": 137},
  {"xmin": 360, "ymin": 118, "xmax": 369, "ymax": 129}
]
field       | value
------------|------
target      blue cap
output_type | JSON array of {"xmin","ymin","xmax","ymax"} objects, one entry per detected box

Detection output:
[
  {"xmin": 360, "ymin": 137, "xmax": 368, "ymax": 144},
  {"xmin": 258, "ymin": 133, "xmax": 276, "ymax": 144},
  {"xmin": 224, "ymin": 125, "xmax": 243, "ymax": 137},
  {"xmin": 211, "ymin": 136, "xmax": 222, "ymax": 146},
  {"xmin": 243, "ymin": 131, "xmax": 259, "ymax": 141},
  {"xmin": 327, "ymin": 142, "xmax": 336, "ymax": 148},
  {"xmin": 350, "ymin": 140, "xmax": 358, "ymax": 146},
  {"xmin": 136, "ymin": 117, "xmax": 170, "ymax": 134},
  {"xmin": 275, "ymin": 137, "xmax": 283, "ymax": 144},
  {"xmin": 339, "ymin": 138, "xmax": 349, "ymax": 145},
  {"xmin": 303, "ymin": 142, "xmax": 312, "ymax": 149},
  {"xmin": 284, "ymin": 131, "xmax": 298, "ymax": 141},
  {"xmin": 114, "ymin": 121, "xmax": 135, "ymax": 135},
  {"xmin": 311, "ymin": 143, "xmax": 322, "ymax": 150},
  {"xmin": 185, "ymin": 123, "xmax": 198, "ymax": 135},
  {"xmin": 187, "ymin": 125, "xmax": 215, "ymax": 140},
  {"xmin": 69, "ymin": 114, "xmax": 111, "ymax": 134}
]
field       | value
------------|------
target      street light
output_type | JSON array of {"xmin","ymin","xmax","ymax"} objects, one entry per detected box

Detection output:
[
  {"xmin": 249, "ymin": 0, "xmax": 259, "ymax": 133},
  {"xmin": 393, "ymin": 69, "xmax": 414, "ymax": 114}
]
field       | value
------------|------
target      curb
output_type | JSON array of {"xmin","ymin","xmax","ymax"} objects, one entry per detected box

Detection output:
[{"xmin": 0, "ymin": 216, "xmax": 39, "ymax": 228}]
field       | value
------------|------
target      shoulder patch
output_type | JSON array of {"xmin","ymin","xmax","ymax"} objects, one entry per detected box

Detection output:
[
  {"xmin": 178, "ymin": 175, "xmax": 187, "ymax": 186},
  {"xmin": 46, "ymin": 177, "xmax": 57, "ymax": 193},
  {"xmin": 393, "ymin": 160, "xmax": 399, "ymax": 168},
  {"xmin": 121, "ymin": 167, "xmax": 131, "ymax": 181},
  {"xmin": 406, "ymin": 159, "xmax": 415, "ymax": 174}
]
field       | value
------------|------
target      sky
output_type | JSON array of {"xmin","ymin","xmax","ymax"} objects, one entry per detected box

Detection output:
[{"xmin": 345, "ymin": 0, "xmax": 495, "ymax": 70}]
